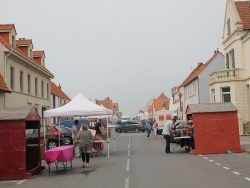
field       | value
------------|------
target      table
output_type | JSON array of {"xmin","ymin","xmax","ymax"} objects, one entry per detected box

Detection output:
[
  {"xmin": 44, "ymin": 146, "xmax": 74, "ymax": 173},
  {"xmin": 173, "ymin": 136, "xmax": 191, "ymax": 153},
  {"xmin": 91, "ymin": 140, "xmax": 105, "ymax": 157}
]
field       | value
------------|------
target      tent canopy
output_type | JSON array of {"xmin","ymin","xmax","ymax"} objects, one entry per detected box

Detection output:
[{"xmin": 44, "ymin": 92, "xmax": 113, "ymax": 118}]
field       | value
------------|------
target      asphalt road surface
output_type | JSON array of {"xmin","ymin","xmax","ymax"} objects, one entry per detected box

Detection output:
[{"xmin": 1, "ymin": 131, "xmax": 250, "ymax": 188}]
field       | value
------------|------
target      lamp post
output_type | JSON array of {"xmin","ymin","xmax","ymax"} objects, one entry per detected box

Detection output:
[{"xmin": 178, "ymin": 93, "xmax": 182, "ymax": 120}]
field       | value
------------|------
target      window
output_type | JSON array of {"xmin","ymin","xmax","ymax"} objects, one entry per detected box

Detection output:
[
  {"xmin": 30, "ymin": 49, "xmax": 32, "ymax": 58},
  {"xmin": 27, "ymin": 75, "xmax": 31, "ymax": 94},
  {"xmin": 226, "ymin": 53, "xmax": 229, "ymax": 69},
  {"xmin": 226, "ymin": 49, "xmax": 235, "ymax": 69},
  {"xmin": 41, "ymin": 81, "xmax": 44, "ymax": 97},
  {"xmin": 20, "ymin": 71, "xmax": 23, "ymax": 92},
  {"xmin": 10, "ymin": 67, "xmax": 14, "ymax": 89},
  {"xmin": 227, "ymin": 18, "xmax": 231, "ymax": 36},
  {"xmin": 230, "ymin": 49, "xmax": 235, "ymax": 68},
  {"xmin": 47, "ymin": 83, "xmax": 49, "ymax": 99},
  {"xmin": 12, "ymin": 36, "xmax": 15, "ymax": 46},
  {"xmin": 221, "ymin": 87, "xmax": 231, "ymax": 102},
  {"xmin": 35, "ymin": 78, "xmax": 38, "ymax": 96},
  {"xmin": 211, "ymin": 89, "xmax": 215, "ymax": 103}
]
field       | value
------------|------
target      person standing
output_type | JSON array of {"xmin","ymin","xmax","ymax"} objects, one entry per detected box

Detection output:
[
  {"xmin": 95, "ymin": 119, "xmax": 102, "ymax": 138},
  {"xmin": 162, "ymin": 118, "xmax": 176, "ymax": 153},
  {"xmin": 145, "ymin": 119, "xmax": 152, "ymax": 140},
  {"xmin": 76, "ymin": 123, "xmax": 94, "ymax": 168},
  {"xmin": 153, "ymin": 122, "xmax": 158, "ymax": 139},
  {"xmin": 72, "ymin": 120, "xmax": 79, "ymax": 157},
  {"xmin": 187, "ymin": 115, "xmax": 194, "ymax": 153}
]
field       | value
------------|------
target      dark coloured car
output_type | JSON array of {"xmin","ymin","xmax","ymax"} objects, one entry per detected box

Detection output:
[
  {"xmin": 115, "ymin": 120, "xmax": 146, "ymax": 133},
  {"xmin": 56, "ymin": 125, "xmax": 73, "ymax": 145},
  {"xmin": 173, "ymin": 121, "xmax": 188, "ymax": 136},
  {"xmin": 26, "ymin": 125, "xmax": 64, "ymax": 149}
]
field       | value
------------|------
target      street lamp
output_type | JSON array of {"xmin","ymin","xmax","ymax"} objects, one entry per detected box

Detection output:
[{"xmin": 178, "ymin": 93, "xmax": 182, "ymax": 120}]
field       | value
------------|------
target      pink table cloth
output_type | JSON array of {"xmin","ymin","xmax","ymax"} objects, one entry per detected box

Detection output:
[{"xmin": 44, "ymin": 146, "xmax": 74, "ymax": 164}]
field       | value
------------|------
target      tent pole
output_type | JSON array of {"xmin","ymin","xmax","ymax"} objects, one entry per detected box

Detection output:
[
  {"xmin": 107, "ymin": 117, "xmax": 109, "ymax": 158},
  {"xmin": 43, "ymin": 117, "xmax": 46, "ymax": 151},
  {"xmin": 59, "ymin": 117, "xmax": 61, "ymax": 147},
  {"xmin": 113, "ymin": 121, "xmax": 116, "ymax": 152}
]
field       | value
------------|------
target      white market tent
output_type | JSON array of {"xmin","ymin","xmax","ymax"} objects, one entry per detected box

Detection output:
[{"xmin": 43, "ymin": 92, "xmax": 115, "ymax": 158}]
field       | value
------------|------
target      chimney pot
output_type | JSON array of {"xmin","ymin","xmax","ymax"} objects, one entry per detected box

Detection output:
[{"xmin": 59, "ymin": 84, "xmax": 61, "ymax": 89}]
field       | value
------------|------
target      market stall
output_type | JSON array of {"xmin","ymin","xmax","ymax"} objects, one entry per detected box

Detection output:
[
  {"xmin": 185, "ymin": 102, "xmax": 243, "ymax": 154},
  {"xmin": 43, "ymin": 92, "xmax": 114, "ymax": 158},
  {"xmin": 0, "ymin": 106, "xmax": 45, "ymax": 180}
]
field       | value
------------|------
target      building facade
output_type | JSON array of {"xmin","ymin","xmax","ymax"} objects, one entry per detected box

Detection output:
[
  {"xmin": 50, "ymin": 82, "xmax": 71, "ymax": 124},
  {"xmin": 96, "ymin": 97, "xmax": 119, "ymax": 117},
  {"xmin": 0, "ymin": 24, "xmax": 54, "ymax": 122},
  {"xmin": 209, "ymin": 0, "xmax": 250, "ymax": 135}
]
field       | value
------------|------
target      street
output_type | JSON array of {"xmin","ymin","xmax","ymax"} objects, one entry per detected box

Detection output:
[{"xmin": 1, "ymin": 131, "xmax": 250, "ymax": 188}]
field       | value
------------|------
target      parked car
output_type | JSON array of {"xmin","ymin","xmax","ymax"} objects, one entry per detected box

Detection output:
[
  {"xmin": 171, "ymin": 120, "xmax": 188, "ymax": 143},
  {"xmin": 115, "ymin": 120, "xmax": 146, "ymax": 133},
  {"xmin": 55, "ymin": 125, "xmax": 73, "ymax": 145},
  {"xmin": 173, "ymin": 120, "xmax": 188, "ymax": 136},
  {"xmin": 59, "ymin": 119, "xmax": 90, "ymax": 131},
  {"xmin": 26, "ymin": 125, "xmax": 64, "ymax": 149}
]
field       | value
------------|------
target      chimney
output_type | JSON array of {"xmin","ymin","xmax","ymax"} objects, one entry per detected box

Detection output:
[
  {"xmin": 59, "ymin": 84, "xmax": 61, "ymax": 89},
  {"xmin": 198, "ymin": 62, "xmax": 203, "ymax": 66}
]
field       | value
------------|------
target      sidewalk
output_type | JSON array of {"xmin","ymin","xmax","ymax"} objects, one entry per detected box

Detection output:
[{"xmin": 240, "ymin": 135, "xmax": 250, "ymax": 154}]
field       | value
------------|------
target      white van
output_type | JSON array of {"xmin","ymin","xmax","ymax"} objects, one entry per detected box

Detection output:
[
  {"xmin": 121, "ymin": 116, "xmax": 130, "ymax": 123},
  {"xmin": 154, "ymin": 110, "xmax": 173, "ymax": 134}
]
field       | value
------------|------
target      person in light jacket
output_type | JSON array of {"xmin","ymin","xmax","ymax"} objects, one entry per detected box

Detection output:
[
  {"xmin": 76, "ymin": 123, "xmax": 94, "ymax": 168},
  {"xmin": 162, "ymin": 118, "xmax": 176, "ymax": 153}
]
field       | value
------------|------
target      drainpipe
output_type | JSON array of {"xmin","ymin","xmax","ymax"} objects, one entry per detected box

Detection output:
[{"xmin": 3, "ymin": 50, "xmax": 13, "ymax": 107}]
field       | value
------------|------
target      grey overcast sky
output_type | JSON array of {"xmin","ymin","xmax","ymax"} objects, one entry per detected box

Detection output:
[{"xmin": 1, "ymin": 0, "xmax": 226, "ymax": 117}]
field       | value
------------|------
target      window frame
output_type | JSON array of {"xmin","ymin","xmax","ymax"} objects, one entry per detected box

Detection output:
[
  {"xmin": 35, "ymin": 78, "xmax": 38, "ymax": 96},
  {"xmin": 10, "ymin": 67, "xmax": 14, "ymax": 89},
  {"xmin": 27, "ymin": 74, "xmax": 31, "ymax": 94},
  {"xmin": 20, "ymin": 71, "xmax": 23, "ymax": 92},
  {"xmin": 221, "ymin": 87, "xmax": 231, "ymax": 103}
]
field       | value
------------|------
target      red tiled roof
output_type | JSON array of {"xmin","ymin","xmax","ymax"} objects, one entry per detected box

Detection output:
[
  {"xmin": 154, "ymin": 93, "xmax": 169, "ymax": 111},
  {"xmin": 0, "ymin": 24, "xmax": 15, "ymax": 31},
  {"xmin": 0, "ymin": 35, "xmax": 53, "ymax": 77},
  {"xmin": 33, "ymin": 50, "xmax": 45, "ymax": 57},
  {"xmin": 51, "ymin": 82, "xmax": 70, "ymax": 100},
  {"xmin": 154, "ymin": 99, "xmax": 164, "ymax": 111},
  {"xmin": 0, "ymin": 73, "xmax": 11, "ymax": 93},
  {"xmin": 235, "ymin": 1, "xmax": 250, "ymax": 30},
  {"xmin": 96, "ymin": 97, "xmax": 113, "ymax": 110},
  {"xmin": 181, "ymin": 52, "xmax": 222, "ymax": 86},
  {"xmin": 113, "ymin": 102, "xmax": 119, "ymax": 109},
  {"xmin": 16, "ymin": 39, "xmax": 33, "ymax": 46},
  {"xmin": 157, "ymin": 92, "xmax": 165, "ymax": 99}
]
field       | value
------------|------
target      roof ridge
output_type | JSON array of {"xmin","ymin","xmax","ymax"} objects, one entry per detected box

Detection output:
[{"xmin": 0, "ymin": 35, "xmax": 53, "ymax": 77}]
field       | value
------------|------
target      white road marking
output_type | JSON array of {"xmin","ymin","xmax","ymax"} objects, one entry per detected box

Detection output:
[
  {"xmin": 0, "ymin": 181, "xmax": 20, "ymax": 184},
  {"xmin": 244, "ymin": 177, "xmax": 250, "ymax": 181},
  {"xmin": 16, "ymin": 179, "xmax": 27, "ymax": 185},
  {"xmin": 128, "ymin": 144, "xmax": 130, "ymax": 149},
  {"xmin": 223, "ymin": 167, "xmax": 230, "ymax": 170},
  {"xmin": 215, "ymin": 163, "xmax": 221, "ymax": 166},
  {"xmin": 126, "ymin": 159, "xmax": 130, "ymax": 171},
  {"xmin": 199, "ymin": 155, "xmax": 203, "ymax": 157},
  {"xmin": 125, "ymin": 178, "xmax": 129, "ymax": 188},
  {"xmin": 209, "ymin": 160, "xmax": 214, "ymax": 162},
  {"xmin": 233, "ymin": 171, "xmax": 241, "ymax": 176},
  {"xmin": 203, "ymin": 157, "xmax": 208, "ymax": 159}
]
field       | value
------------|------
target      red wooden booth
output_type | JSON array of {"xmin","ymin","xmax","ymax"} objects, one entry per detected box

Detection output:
[
  {"xmin": 0, "ymin": 106, "xmax": 45, "ymax": 180},
  {"xmin": 185, "ymin": 103, "xmax": 243, "ymax": 154}
]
